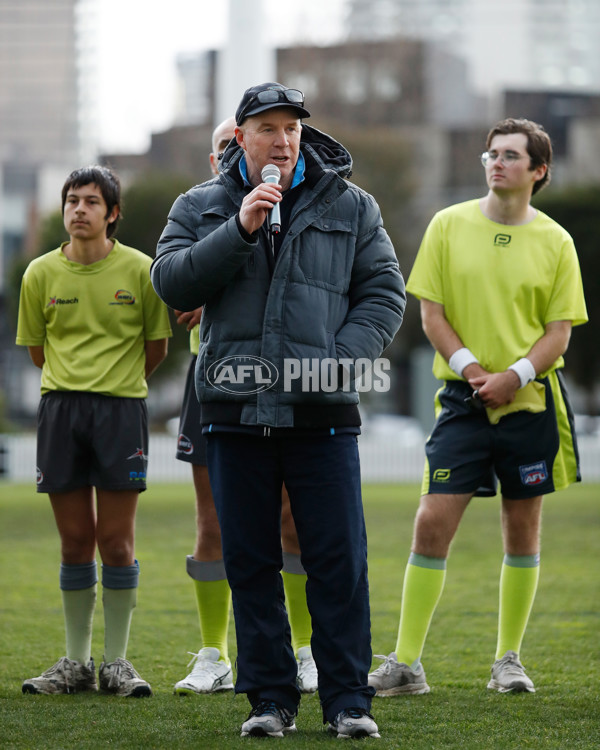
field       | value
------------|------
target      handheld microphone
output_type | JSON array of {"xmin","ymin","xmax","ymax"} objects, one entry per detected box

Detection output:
[{"xmin": 261, "ymin": 164, "xmax": 281, "ymax": 234}]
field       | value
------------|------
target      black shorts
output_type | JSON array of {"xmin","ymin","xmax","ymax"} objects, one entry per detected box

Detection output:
[
  {"xmin": 422, "ymin": 375, "xmax": 580, "ymax": 499},
  {"xmin": 175, "ymin": 356, "xmax": 207, "ymax": 466},
  {"xmin": 36, "ymin": 391, "xmax": 148, "ymax": 493}
]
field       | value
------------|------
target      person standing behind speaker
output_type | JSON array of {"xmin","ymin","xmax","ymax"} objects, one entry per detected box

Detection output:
[{"xmin": 172, "ymin": 116, "xmax": 317, "ymax": 697}]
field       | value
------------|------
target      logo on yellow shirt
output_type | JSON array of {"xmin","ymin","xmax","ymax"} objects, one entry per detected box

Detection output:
[
  {"xmin": 494, "ymin": 234, "xmax": 512, "ymax": 246},
  {"xmin": 46, "ymin": 296, "xmax": 79, "ymax": 307},
  {"xmin": 110, "ymin": 289, "xmax": 136, "ymax": 305}
]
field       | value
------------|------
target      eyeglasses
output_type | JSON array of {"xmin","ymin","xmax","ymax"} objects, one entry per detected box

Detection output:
[
  {"xmin": 238, "ymin": 88, "xmax": 304, "ymax": 123},
  {"xmin": 480, "ymin": 150, "xmax": 527, "ymax": 167}
]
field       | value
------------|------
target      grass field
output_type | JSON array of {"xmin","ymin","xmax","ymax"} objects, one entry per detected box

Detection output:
[{"xmin": 0, "ymin": 481, "xmax": 598, "ymax": 749}]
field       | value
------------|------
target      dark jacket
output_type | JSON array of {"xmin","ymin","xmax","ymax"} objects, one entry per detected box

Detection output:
[{"xmin": 151, "ymin": 124, "xmax": 406, "ymax": 428}]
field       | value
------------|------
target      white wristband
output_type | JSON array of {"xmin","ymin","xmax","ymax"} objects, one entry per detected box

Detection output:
[
  {"xmin": 508, "ymin": 357, "xmax": 536, "ymax": 389},
  {"xmin": 448, "ymin": 348, "xmax": 479, "ymax": 378}
]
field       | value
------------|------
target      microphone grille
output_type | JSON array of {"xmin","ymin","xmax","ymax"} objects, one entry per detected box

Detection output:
[{"xmin": 261, "ymin": 164, "xmax": 281, "ymax": 182}]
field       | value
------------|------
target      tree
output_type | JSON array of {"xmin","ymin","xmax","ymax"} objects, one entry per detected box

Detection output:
[{"xmin": 534, "ymin": 184, "xmax": 599, "ymax": 413}]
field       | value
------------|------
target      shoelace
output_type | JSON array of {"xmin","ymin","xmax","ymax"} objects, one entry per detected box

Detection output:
[
  {"xmin": 249, "ymin": 700, "xmax": 290, "ymax": 721},
  {"xmin": 106, "ymin": 658, "xmax": 137, "ymax": 688},
  {"xmin": 372, "ymin": 653, "xmax": 396, "ymax": 675},
  {"xmin": 186, "ymin": 651, "xmax": 226, "ymax": 677}
]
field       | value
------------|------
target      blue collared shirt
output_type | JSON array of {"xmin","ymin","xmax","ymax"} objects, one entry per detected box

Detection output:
[{"xmin": 239, "ymin": 151, "xmax": 306, "ymax": 190}]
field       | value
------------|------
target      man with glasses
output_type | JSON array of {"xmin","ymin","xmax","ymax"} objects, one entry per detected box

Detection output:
[
  {"xmin": 151, "ymin": 82, "xmax": 405, "ymax": 738},
  {"xmin": 369, "ymin": 118, "xmax": 587, "ymax": 696}
]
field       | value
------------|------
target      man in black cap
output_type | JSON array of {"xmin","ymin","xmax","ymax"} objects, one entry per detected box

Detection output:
[{"xmin": 151, "ymin": 82, "xmax": 405, "ymax": 739}]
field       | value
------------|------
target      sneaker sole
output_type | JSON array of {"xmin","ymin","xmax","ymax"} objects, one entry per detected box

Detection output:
[
  {"xmin": 487, "ymin": 678, "xmax": 535, "ymax": 693},
  {"xmin": 22, "ymin": 683, "xmax": 64, "ymax": 695},
  {"xmin": 241, "ymin": 725, "xmax": 297, "ymax": 738},
  {"xmin": 174, "ymin": 683, "xmax": 234, "ymax": 695},
  {"xmin": 101, "ymin": 684, "xmax": 153, "ymax": 697},
  {"xmin": 328, "ymin": 727, "xmax": 381, "ymax": 739},
  {"xmin": 22, "ymin": 683, "xmax": 98, "ymax": 695},
  {"xmin": 374, "ymin": 683, "xmax": 430, "ymax": 697},
  {"xmin": 129, "ymin": 685, "xmax": 153, "ymax": 697},
  {"xmin": 297, "ymin": 685, "xmax": 318, "ymax": 694}
]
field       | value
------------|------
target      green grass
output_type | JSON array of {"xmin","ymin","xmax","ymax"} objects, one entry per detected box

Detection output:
[{"xmin": 0, "ymin": 481, "xmax": 598, "ymax": 749}]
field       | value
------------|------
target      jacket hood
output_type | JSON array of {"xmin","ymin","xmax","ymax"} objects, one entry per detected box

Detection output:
[{"xmin": 219, "ymin": 123, "xmax": 352, "ymax": 181}]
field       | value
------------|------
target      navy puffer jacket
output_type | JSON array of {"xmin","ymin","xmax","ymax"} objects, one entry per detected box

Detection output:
[{"xmin": 151, "ymin": 124, "xmax": 406, "ymax": 428}]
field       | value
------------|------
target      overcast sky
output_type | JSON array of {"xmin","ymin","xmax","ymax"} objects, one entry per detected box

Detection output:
[{"xmin": 91, "ymin": 0, "xmax": 347, "ymax": 154}]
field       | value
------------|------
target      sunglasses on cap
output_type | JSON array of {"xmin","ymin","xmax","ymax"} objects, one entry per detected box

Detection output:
[{"xmin": 237, "ymin": 88, "xmax": 305, "ymax": 124}]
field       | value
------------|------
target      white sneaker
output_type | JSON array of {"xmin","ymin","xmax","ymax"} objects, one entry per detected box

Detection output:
[
  {"xmin": 241, "ymin": 700, "xmax": 297, "ymax": 738},
  {"xmin": 487, "ymin": 650, "xmax": 535, "ymax": 693},
  {"xmin": 99, "ymin": 657, "xmax": 152, "ymax": 697},
  {"xmin": 22, "ymin": 656, "xmax": 97, "ymax": 695},
  {"xmin": 296, "ymin": 646, "xmax": 318, "ymax": 693},
  {"xmin": 328, "ymin": 708, "xmax": 380, "ymax": 739},
  {"xmin": 174, "ymin": 647, "xmax": 233, "ymax": 695},
  {"xmin": 368, "ymin": 653, "xmax": 430, "ymax": 696}
]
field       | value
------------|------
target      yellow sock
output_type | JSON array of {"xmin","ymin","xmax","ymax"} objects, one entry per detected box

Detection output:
[
  {"xmin": 496, "ymin": 554, "xmax": 540, "ymax": 659},
  {"xmin": 192, "ymin": 578, "xmax": 231, "ymax": 663},
  {"xmin": 395, "ymin": 553, "xmax": 446, "ymax": 666},
  {"xmin": 282, "ymin": 565, "xmax": 311, "ymax": 654}
]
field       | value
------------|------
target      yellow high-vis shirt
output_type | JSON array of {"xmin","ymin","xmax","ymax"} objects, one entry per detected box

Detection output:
[
  {"xmin": 16, "ymin": 240, "xmax": 172, "ymax": 397},
  {"xmin": 406, "ymin": 199, "xmax": 588, "ymax": 381}
]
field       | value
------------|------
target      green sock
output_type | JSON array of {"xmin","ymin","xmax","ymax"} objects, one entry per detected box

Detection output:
[
  {"xmin": 102, "ymin": 587, "xmax": 137, "ymax": 663},
  {"xmin": 192, "ymin": 578, "xmax": 231, "ymax": 663},
  {"xmin": 62, "ymin": 585, "xmax": 97, "ymax": 665},
  {"xmin": 496, "ymin": 554, "xmax": 540, "ymax": 659},
  {"xmin": 395, "ymin": 553, "xmax": 446, "ymax": 666},
  {"xmin": 282, "ymin": 562, "xmax": 311, "ymax": 654}
]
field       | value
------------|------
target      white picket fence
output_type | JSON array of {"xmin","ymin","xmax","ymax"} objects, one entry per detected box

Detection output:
[{"xmin": 2, "ymin": 432, "xmax": 599, "ymax": 484}]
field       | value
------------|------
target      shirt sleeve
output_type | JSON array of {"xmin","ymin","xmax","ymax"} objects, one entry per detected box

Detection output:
[
  {"xmin": 406, "ymin": 212, "xmax": 445, "ymax": 305},
  {"xmin": 141, "ymin": 269, "xmax": 173, "ymax": 341},
  {"xmin": 544, "ymin": 236, "xmax": 588, "ymax": 327},
  {"xmin": 15, "ymin": 266, "xmax": 46, "ymax": 346}
]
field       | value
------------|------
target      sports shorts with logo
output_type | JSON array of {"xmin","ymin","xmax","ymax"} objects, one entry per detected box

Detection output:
[
  {"xmin": 36, "ymin": 391, "xmax": 149, "ymax": 492},
  {"xmin": 421, "ymin": 373, "xmax": 580, "ymax": 499},
  {"xmin": 175, "ymin": 356, "xmax": 207, "ymax": 466}
]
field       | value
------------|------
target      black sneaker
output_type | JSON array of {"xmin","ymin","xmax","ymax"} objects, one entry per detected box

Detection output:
[
  {"xmin": 240, "ymin": 699, "xmax": 297, "ymax": 737},
  {"xmin": 328, "ymin": 707, "xmax": 380, "ymax": 738}
]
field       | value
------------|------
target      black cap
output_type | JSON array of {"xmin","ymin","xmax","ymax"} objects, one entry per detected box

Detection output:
[{"xmin": 235, "ymin": 82, "xmax": 311, "ymax": 125}]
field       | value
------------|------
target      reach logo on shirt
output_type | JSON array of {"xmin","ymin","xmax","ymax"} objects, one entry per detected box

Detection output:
[
  {"xmin": 46, "ymin": 296, "xmax": 79, "ymax": 307},
  {"xmin": 110, "ymin": 289, "xmax": 136, "ymax": 305}
]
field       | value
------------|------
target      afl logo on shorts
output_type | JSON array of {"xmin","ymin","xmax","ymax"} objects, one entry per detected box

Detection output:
[
  {"xmin": 519, "ymin": 460, "xmax": 548, "ymax": 486},
  {"xmin": 178, "ymin": 434, "xmax": 194, "ymax": 455},
  {"xmin": 494, "ymin": 233, "xmax": 512, "ymax": 246}
]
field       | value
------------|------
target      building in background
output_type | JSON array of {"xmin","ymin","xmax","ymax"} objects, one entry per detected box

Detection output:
[
  {"xmin": 2, "ymin": 0, "xmax": 599, "ymax": 429},
  {"xmin": 0, "ymin": 0, "xmax": 95, "ymax": 423},
  {"xmin": 345, "ymin": 0, "xmax": 600, "ymax": 110},
  {"xmin": 0, "ymin": 0, "xmax": 95, "ymax": 287}
]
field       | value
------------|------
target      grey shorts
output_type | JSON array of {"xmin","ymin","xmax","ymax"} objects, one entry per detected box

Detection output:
[
  {"xmin": 36, "ymin": 391, "xmax": 148, "ymax": 493},
  {"xmin": 175, "ymin": 356, "xmax": 207, "ymax": 466}
]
